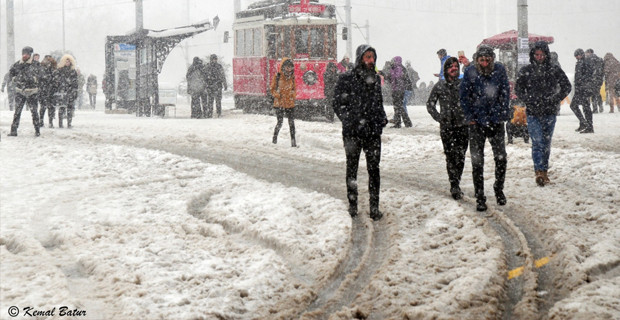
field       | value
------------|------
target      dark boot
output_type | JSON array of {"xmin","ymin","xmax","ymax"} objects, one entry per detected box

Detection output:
[
  {"xmin": 476, "ymin": 196, "xmax": 487, "ymax": 211},
  {"xmin": 495, "ymin": 190, "xmax": 506, "ymax": 206},
  {"xmin": 272, "ymin": 135, "xmax": 277, "ymax": 144},
  {"xmin": 348, "ymin": 205, "xmax": 358, "ymax": 218},
  {"xmin": 450, "ymin": 186, "xmax": 463, "ymax": 200},
  {"xmin": 370, "ymin": 207, "xmax": 383, "ymax": 221},
  {"xmin": 291, "ymin": 137, "xmax": 297, "ymax": 148},
  {"xmin": 35, "ymin": 127, "xmax": 40, "ymax": 137}
]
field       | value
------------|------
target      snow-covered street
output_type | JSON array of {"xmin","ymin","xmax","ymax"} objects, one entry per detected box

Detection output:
[{"xmin": 1, "ymin": 98, "xmax": 619, "ymax": 319}]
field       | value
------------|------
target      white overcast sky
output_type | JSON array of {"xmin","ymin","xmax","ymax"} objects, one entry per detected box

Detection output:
[{"xmin": 1, "ymin": 0, "xmax": 619, "ymax": 85}]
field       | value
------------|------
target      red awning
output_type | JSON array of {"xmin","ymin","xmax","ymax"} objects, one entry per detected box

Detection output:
[{"xmin": 479, "ymin": 30, "xmax": 554, "ymax": 50}]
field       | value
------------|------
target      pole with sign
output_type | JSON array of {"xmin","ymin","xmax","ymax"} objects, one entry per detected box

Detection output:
[{"xmin": 517, "ymin": 0, "xmax": 529, "ymax": 71}]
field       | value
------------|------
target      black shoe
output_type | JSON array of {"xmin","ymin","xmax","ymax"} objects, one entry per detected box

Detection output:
[
  {"xmin": 35, "ymin": 131, "xmax": 40, "ymax": 137},
  {"xmin": 370, "ymin": 208, "xmax": 383, "ymax": 221},
  {"xmin": 390, "ymin": 125, "xmax": 401, "ymax": 128},
  {"xmin": 580, "ymin": 128, "xmax": 594, "ymax": 134},
  {"xmin": 291, "ymin": 138, "xmax": 297, "ymax": 148},
  {"xmin": 348, "ymin": 206, "xmax": 358, "ymax": 218},
  {"xmin": 450, "ymin": 187, "xmax": 463, "ymax": 200},
  {"xmin": 496, "ymin": 191, "xmax": 506, "ymax": 206},
  {"xmin": 476, "ymin": 197, "xmax": 487, "ymax": 211},
  {"xmin": 272, "ymin": 135, "xmax": 277, "ymax": 144},
  {"xmin": 575, "ymin": 124, "xmax": 586, "ymax": 132},
  {"xmin": 7, "ymin": 132, "xmax": 17, "ymax": 137}
]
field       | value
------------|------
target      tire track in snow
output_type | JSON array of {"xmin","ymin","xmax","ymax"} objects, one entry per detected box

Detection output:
[{"xmin": 72, "ymin": 130, "xmax": 548, "ymax": 318}]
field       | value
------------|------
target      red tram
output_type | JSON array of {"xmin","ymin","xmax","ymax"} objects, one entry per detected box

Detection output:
[{"xmin": 232, "ymin": 0, "xmax": 338, "ymax": 119}]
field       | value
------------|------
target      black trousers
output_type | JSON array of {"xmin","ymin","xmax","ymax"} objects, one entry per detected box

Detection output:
[
  {"xmin": 11, "ymin": 94, "xmax": 40, "ymax": 133},
  {"xmin": 206, "ymin": 87, "xmax": 222, "ymax": 117},
  {"xmin": 391, "ymin": 91, "xmax": 412, "ymax": 127},
  {"xmin": 273, "ymin": 108, "xmax": 295, "ymax": 139},
  {"xmin": 190, "ymin": 91, "xmax": 207, "ymax": 118},
  {"xmin": 344, "ymin": 135, "xmax": 382, "ymax": 210},
  {"xmin": 39, "ymin": 97, "xmax": 56, "ymax": 125},
  {"xmin": 468, "ymin": 122, "xmax": 507, "ymax": 199},
  {"xmin": 440, "ymin": 124, "xmax": 469, "ymax": 189},
  {"xmin": 570, "ymin": 92, "xmax": 593, "ymax": 130}
]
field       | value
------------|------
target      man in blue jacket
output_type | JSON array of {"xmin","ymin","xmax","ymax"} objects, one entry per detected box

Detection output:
[
  {"xmin": 460, "ymin": 45, "xmax": 510, "ymax": 211},
  {"xmin": 516, "ymin": 41, "xmax": 572, "ymax": 187},
  {"xmin": 333, "ymin": 44, "xmax": 388, "ymax": 221}
]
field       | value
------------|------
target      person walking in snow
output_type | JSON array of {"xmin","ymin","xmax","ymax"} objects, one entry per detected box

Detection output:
[
  {"xmin": 427, "ymin": 57, "xmax": 468, "ymax": 200},
  {"xmin": 385, "ymin": 56, "xmax": 413, "ymax": 128},
  {"xmin": 204, "ymin": 54, "xmax": 227, "ymax": 118},
  {"xmin": 460, "ymin": 45, "xmax": 511, "ymax": 212},
  {"xmin": 38, "ymin": 55, "xmax": 58, "ymax": 128},
  {"xmin": 270, "ymin": 58, "xmax": 297, "ymax": 147},
  {"xmin": 186, "ymin": 57, "xmax": 208, "ymax": 119},
  {"xmin": 337, "ymin": 54, "xmax": 353, "ymax": 74},
  {"xmin": 515, "ymin": 41, "xmax": 572, "ymax": 187},
  {"xmin": 1, "ymin": 71, "xmax": 16, "ymax": 111},
  {"xmin": 322, "ymin": 61, "xmax": 339, "ymax": 122},
  {"xmin": 585, "ymin": 49, "xmax": 605, "ymax": 114},
  {"xmin": 603, "ymin": 53, "xmax": 620, "ymax": 112},
  {"xmin": 55, "ymin": 54, "xmax": 79, "ymax": 128},
  {"xmin": 7, "ymin": 46, "xmax": 41, "ymax": 137},
  {"xmin": 333, "ymin": 44, "xmax": 388, "ymax": 221},
  {"xmin": 570, "ymin": 48, "xmax": 596, "ymax": 133},
  {"xmin": 87, "ymin": 74, "xmax": 98, "ymax": 109}
]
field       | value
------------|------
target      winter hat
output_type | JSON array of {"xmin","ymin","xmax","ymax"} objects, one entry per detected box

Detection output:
[
  {"xmin": 210, "ymin": 54, "xmax": 218, "ymax": 61},
  {"xmin": 586, "ymin": 48, "xmax": 594, "ymax": 54},
  {"xmin": 574, "ymin": 48, "xmax": 584, "ymax": 57},
  {"xmin": 476, "ymin": 45, "xmax": 495, "ymax": 58},
  {"xmin": 22, "ymin": 46, "xmax": 33, "ymax": 55}
]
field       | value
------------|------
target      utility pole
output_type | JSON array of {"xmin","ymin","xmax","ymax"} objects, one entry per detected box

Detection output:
[
  {"xmin": 135, "ymin": 0, "xmax": 143, "ymax": 31},
  {"xmin": 7, "ymin": 0, "xmax": 15, "ymax": 70},
  {"xmin": 517, "ymin": 0, "xmax": 528, "ymax": 72},
  {"xmin": 365, "ymin": 19, "xmax": 369, "ymax": 44},
  {"xmin": 62, "ymin": 0, "xmax": 65, "ymax": 52},
  {"xmin": 345, "ymin": 0, "xmax": 352, "ymax": 60}
]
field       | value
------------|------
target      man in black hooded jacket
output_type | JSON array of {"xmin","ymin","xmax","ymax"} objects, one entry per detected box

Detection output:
[
  {"xmin": 333, "ymin": 44, "xmax": 388, "ymax": 221},
  {"xmin": 516, "ymin": 41, "xmax": 571, "ymax": 187},
  {"xmin": 570, "ymin": 48, "xmax": 595, "ymax": 133}
]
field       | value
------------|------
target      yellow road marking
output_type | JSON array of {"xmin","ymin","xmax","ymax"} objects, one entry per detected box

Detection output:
[{"xmin": 508, "ymin": 256, "xmax": 551, "ymax": 280}]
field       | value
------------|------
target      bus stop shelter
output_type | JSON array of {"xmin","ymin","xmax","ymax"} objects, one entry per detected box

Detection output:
[{"xmin": 104, "ymin": 17, "xmax": 219, "ymax": 116}]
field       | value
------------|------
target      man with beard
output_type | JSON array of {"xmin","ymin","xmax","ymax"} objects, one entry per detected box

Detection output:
[
  {"xmin": 333, "ymin": 44, "xmax": 388, "ymax": 221},
  {"xmin": 516, "ymin": 41, "xmax": 572, "ymax": 187},
  {"xmin": 427, "ymin": 57, "xmax": 468, "ymax": 200},
  {"xmin": 460, "ymin": 45, "xmax": 511, "ymax": 211}
]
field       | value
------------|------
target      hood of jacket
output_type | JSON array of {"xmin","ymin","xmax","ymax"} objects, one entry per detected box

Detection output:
[
  {"xmin": 354, "ymin": 44, "xmax": 377, "ymax": 69},
  {"xmin": 529, "ymin": 41, "xmax": 551, "ymax": 65},
  {"xmin": 58, "ymin": 54, "xmax": 77, "ymax": 70}
]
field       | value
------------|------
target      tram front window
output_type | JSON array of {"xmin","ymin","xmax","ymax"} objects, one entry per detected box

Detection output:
[
  {"xmin": 295, "ymin": 29, "xmax": 309, "ymax": 55},
  {"xmin": 310, "ymin": 29, "xmax": 324, "ymax": 58}
]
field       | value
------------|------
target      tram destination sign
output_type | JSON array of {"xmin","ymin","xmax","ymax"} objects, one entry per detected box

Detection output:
[{"xmin": 289, "ymin": 0, "xmax": 325, "ymax": 13}]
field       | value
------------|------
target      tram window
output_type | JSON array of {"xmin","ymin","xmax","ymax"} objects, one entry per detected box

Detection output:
[
  {"xmin": 244, "ymin": 29, "xmax": 254, "ymax": 55},
  {"xmin": 295, "ymin": 29, "xmax": 309, "ymax": 55},
  {"xmin": 280, "ymin": 28, "xmax": 292, "ymax": 58},
  {"xmin": 327, "ymin": 26, "xmax": 336, "ymax": 59},
  {"xmin": 310, "ymin": 28, "xmax": 324, "ymax": 58},
  {"xmin": 253, "ymin": 28, "xmax": 262, "ymax": 56},
  {"xmin": 236, "ymin": 29, "xmax": 244, "ymax": 56}
]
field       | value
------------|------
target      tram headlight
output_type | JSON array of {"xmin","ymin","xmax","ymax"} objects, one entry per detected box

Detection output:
[{"xmin": 303, "ymin": 70, "xmax": 318, "ymax": 85}]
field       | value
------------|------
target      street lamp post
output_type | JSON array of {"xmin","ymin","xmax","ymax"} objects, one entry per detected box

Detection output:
[{"xmin": 517, "ymin": 0, "xmax": 528, "ymax": 71}]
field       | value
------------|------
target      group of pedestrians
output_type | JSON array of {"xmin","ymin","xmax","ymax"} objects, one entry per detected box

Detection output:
[
  {"xmin": 185, "ymin": 54, "xmax": 227, "ymax": 119},
  {"xmin": 569, "ymin": 48, "xmax": 620, "ymax": 133},
  {"xmin": 3, "ymin": 46, "xmax": 81, "ymax": 137}
]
